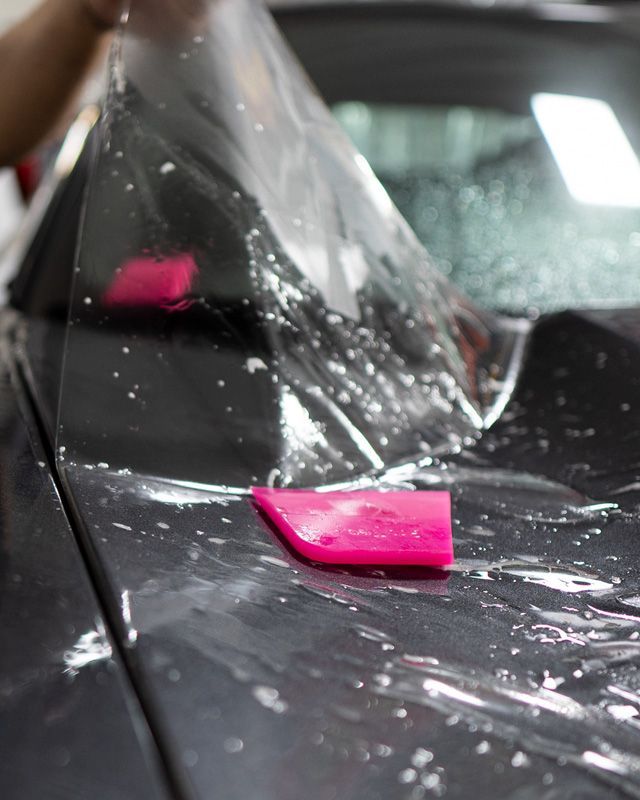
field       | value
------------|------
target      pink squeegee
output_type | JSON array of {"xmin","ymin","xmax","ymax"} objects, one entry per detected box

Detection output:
[
  {"xmin": 251, "ymin": 488, "xmax": 453, "ymax": 566},
  {"xmin": 103, "ymin": 253, "xmax": 198, "ymax": 311}
]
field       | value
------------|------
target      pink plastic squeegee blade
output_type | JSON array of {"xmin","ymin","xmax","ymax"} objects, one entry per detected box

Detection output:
[{"xmin": 251, "ymin": 488, "xmax": 453, "ymax": 566}]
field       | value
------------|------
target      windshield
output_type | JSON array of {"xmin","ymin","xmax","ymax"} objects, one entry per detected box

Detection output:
[
  {"xmin": 56, "ymin": 0, "xmax": 525, "ymax": 489},
  {"xmin": 279, "ymin": 7, "xmax": 640, "ymax": 314}
]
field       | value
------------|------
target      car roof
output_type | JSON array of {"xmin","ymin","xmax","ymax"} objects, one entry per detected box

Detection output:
[
  {"xmin": 268, "ymin": 0, "xmax": 639, "ymax": 24},
  {"xmin": 269, "ymin": 0, "xmax": 631, "ymax": 7}
]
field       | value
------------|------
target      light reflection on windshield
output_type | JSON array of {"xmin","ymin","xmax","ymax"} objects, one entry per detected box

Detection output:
[{"xmin": 532, "ymin": 93, "xmax": 640, "ymax": 209}]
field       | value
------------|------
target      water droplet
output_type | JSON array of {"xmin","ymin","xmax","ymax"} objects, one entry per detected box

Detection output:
[
  {"xmin": 511, "ymin": 751, "xmax": 530, "ymax": 768},
  {"xmin": 252, "ymin": 685, "xmax": 288, "ymax": 713},
  {"xmin": 399, "ymin": 768, "xmax": 418, "ymax": 784},
  {"xmin": 182, "ymin": 749, "xmax": 198, "ymax": 767}
]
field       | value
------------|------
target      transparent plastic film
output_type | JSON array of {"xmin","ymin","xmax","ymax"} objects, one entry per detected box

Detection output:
[
  {"xmin": 44, "ymin": 4, "xmax": 640, "ymax": 796},
  {"xmin": 56, "ymin": 0, "xmax": 526, "ymax": 488}
]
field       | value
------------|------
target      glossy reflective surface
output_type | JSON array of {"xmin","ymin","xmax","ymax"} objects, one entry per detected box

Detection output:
[
  {"xmin": 9, "ymin": 1, "xmax": 640, "ymax": 799},
  {"xmin": 277, "ymin": 1, "xmax": 640, "ymax": 314},
  {"xmin": 0, "ymin": 318, "xmax": 170, "ymax": 800},
  {"xmin": 52, "ymin": 310, "xmax": 640, "ymax": 800},
  {"xmin": 57, "ymin": 0, "xmax": 526, "ymax": 490}
]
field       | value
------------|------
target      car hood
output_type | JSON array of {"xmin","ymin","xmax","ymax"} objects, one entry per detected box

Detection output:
[
  {"xmin": 42, "ymin": 306, "xmax": 640, "ymax": 800},
  {"xmin": 22, "ymin": 0, "xmax": 640, "ymax": 796}
]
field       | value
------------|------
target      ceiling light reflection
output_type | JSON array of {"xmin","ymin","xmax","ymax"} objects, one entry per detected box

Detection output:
[{"xmin": 532, "ymin": 93, "xmax": 640, "ymax": 208}]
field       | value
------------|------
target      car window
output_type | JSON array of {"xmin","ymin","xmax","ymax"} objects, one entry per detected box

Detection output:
[
  {"xmin": 277, "ymin": 8, "xmax": 640, "ymax": 315},
  {"xmin": 334, "ymin": 99, "xmax": 640, "ymax": 314}
]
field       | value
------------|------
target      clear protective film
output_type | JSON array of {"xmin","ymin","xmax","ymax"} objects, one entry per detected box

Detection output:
[
  {"xmin": 56, "ymin": 0, "xmax": 526, "ymax": 490},
  {"xmin": 49, "ymin": 4, "xmax": 640, "ymax": 797}
]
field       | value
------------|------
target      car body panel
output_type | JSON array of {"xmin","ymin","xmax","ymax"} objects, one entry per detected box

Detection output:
[
  {"xmin": 0, "ymin": 318, "xmax": 171, "ymax": 800},
  {"xmin": 50, "ymin": 309, "xmax": 640, "ymax": 800},
  {"xmin": 4, "ymin": 0, "xmax": 640, "ymax": 798}
]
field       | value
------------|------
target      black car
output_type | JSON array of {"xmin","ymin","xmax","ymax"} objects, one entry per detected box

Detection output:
[
  {"xmin": 276, "ymin": 0, "xmax": 640, "ymax": 314},
  {"xmin": 3, "ymin": 1, "xmax": 640, "ymax": 799}
]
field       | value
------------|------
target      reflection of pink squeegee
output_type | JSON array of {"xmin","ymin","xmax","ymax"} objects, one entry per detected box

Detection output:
[
  {"xmin": 103, "ymin": 253, "xmax": 198, "ymax": 311},
  {"xmin": 251, "ymin": 487, "xmax": 453, "ymax": 566}
]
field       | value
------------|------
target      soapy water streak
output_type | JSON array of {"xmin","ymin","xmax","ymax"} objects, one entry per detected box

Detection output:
[
  {"xmin": 377, "ymin": 657, "xmax": 640, "ymax": 798},
  {"xmin": 61, "ymin": 460, "xmax": 640, "ymax": 798},
  {"xmin": 63, "ymin": 624, "xmax": 113, "ymax": 678}
]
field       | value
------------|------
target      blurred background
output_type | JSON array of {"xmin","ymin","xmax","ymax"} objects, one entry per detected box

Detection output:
[
  {"xmin": 0, "ymin": 1, "xmax": 38, "ymax": 30},
  {"xmin": 0, "ymin": 1, "xmax": 39, "ymax": 255},
  {"xmin": 4, "ymin": 0, "xmax": 640, "ymax": 315}
]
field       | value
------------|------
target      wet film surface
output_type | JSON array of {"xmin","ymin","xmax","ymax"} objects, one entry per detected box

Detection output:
[{"xmin": 53, "ymin": 1, "xmax": 640, "ymax": 798}]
